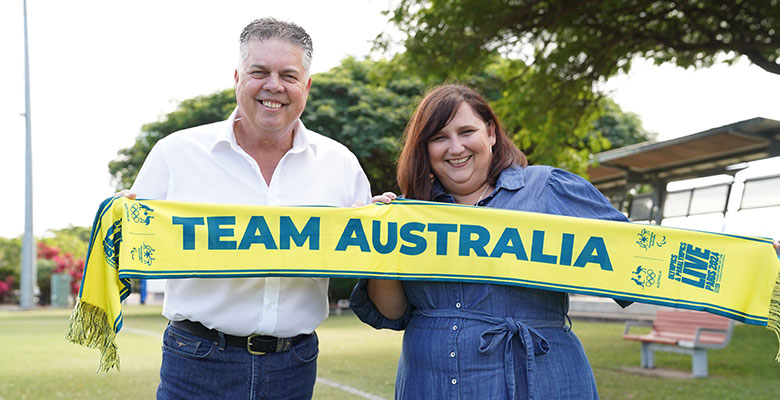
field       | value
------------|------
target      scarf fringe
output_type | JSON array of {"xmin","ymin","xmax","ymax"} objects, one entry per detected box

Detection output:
[
  {"xmin": 769, "ymin": 270, "xmax": 780, "ymax": 362},
  {"xmin": 65, "ymin": 301, "xmax": 121, "ymax": 372}
]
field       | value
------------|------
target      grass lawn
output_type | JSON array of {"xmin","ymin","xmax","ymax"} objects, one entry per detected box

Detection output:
[{"xmin": 1, "ymin": 305, "xmax": 778, "ymax": 399}]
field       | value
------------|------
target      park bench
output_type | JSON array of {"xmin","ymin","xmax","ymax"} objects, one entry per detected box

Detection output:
[{"xmin": 622, "ymin": 309, "xmax": 734, "ymax": 377}]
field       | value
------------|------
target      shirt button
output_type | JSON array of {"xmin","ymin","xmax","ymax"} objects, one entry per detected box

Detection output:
[
  {"xmin": 451, "ymin": 378, "xmax": 457, "ymax": 385},
  {"xmin": 452, "ymin": 325, "xmax": 458, "ymax": 331},
  {"xmin": 450, "ymin": 351, "xmax": 456, "ymax": 358},
  {"xmin": 455, "ymin": 302, "xmax": 462, "ymax": 308}
]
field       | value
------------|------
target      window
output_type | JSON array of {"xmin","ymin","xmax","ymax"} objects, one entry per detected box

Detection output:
[
  {"xmin": 689, "ymin": 185, "xmax": 729, "ymax": 214},
  {"xmin": 663, "ymin": 191, "xmax": 691, "ymax": 218},
  {"xmin": 663, "ymin": 184, "xmax": 729, "ymax": 218},
  {"xmin": 740, "ymin": 176, "xmax": 780, "ymax": 210}
]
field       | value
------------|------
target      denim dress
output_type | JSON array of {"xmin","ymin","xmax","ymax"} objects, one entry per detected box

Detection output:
[{"xmin": 350, "ymin": 165, "xmax": 630, "ymax": 400}]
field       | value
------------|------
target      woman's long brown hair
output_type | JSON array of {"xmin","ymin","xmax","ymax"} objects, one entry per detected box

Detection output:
[{"xmin": 397, "ymin": 84, "xmax": 527, "ymax": 200}]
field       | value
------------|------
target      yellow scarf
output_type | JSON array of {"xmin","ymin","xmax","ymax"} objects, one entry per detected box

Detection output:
[{"xmin": 67, "ymin": 197, "xmax": 780, "ymax": 372}]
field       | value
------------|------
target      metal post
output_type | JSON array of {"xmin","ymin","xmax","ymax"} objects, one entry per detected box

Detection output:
[
  {"xmin": 652, "ymin": 179, "xmax": 667, "ymax": 226},
  {"xmin": 20, "ymin": 0, "xmax": 37, "ymax": 309}
]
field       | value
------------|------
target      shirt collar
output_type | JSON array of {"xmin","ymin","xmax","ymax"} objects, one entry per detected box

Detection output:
[
  {"xmin": 430, "ymin": 164, "xmax": 526, "ymax": 203},
  {"xmin": 212, "ymin": 107, "xmax": 316, "ymax": 155}
]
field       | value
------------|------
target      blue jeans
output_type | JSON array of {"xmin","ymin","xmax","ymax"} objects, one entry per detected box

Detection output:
[{"xmin": 157, "ymin": 324, "xmax": 319, "ymax": 400}]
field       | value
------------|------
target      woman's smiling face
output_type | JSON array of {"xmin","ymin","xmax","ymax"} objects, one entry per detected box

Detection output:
[{"xmin": 427, "ymin": 102, "xmax": 496, "ymax": 197}]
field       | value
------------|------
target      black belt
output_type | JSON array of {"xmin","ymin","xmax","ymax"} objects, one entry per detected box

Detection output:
[{"xmin": 171, "ymin": 319, "xmax": 309, "ymax": 355}]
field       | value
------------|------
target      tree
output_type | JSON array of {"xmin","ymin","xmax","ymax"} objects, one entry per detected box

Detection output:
[
  {"xmin": 386, "ymin": 0, "xmax": 780, "ymax": 78},
  {"xmin": 37, "ymin": 241, "xmax": 85, "ymax": 303},
  {"xmin": 594, "ymin": 98, "xmax": 656, "ymax": 149},
  {"xmin": 303, "ymin": 57, "xmax": 425, "ymax": 192},
  {"xmin": 42, "ymin": 225, "xmax": 92, "ymax": 260},
  {"xmin": 108, "ymin": 58, "xmax": 426, "ymax": 193},
  {"xmin": 382, "ymin": 0, "xmax": 778, "ymax": 173},
  {"xmin": 0, "ymin": 237, "xmax": 21, "ymax": 277},
  {"xmin": 0, "ymin": 237, "xmax": 21, "ymax": 300},
  {"xmin": 109, "ymin": 89, "xmax": 237, "ymax": 189}
]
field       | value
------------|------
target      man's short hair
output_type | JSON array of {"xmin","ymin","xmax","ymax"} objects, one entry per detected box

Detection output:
[{"xmin": 239, "ymin": 18, "xmax": 313, "ymax": 77}]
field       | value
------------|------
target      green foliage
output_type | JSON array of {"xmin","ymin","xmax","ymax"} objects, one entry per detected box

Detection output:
[
  {"xmin": 485, "ymin": 58, "xmax": 610, "ymax": 175},
  {"xmin": 327, "ymin": 278, "xmax": 358, "ymax": 302},
  {"xmin": 107, "ymin": 58, "xmax": 426, "ymax": 194},
  {"xmin": 382, "ymin": 0, "xmax": 778, "ymax": 173},
  {"xmin": 36, "ymin": 258, "xmax": 56, "ymax": 305},
  {"xmin": 387, "ymin": 0, "xmax": 780, "ymax": 79},
  {"xmin": 0, "ymin": 229, "xmax": 90, "ymax": 303},
  {"xmin": 42, "ymin": 225, "xmax": 92, "ymax": 260},
  {"xmin": 109, "ymin": 89, "xmax": 237, "ymax": 190},
  {"xmin": 0, "ymin": 237, "xmax": 21, "ymax": 277},
  {"xmin": 302, "ymin": 57, "xmax": 425, "ymax": 192},
  {"xmin": 594, "ymin": 98, "xmax": 657, "ymax": 149}
]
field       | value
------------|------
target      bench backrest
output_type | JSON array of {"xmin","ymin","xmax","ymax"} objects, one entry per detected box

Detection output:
[{"xmin": 652, "ymin": 309, "xmax": 733, "ymax": 345}]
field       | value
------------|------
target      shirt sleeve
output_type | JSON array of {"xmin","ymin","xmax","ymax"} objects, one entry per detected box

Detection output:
[
  {"xmin": 130, "ymin": 140, "xmax": 170, "ymax": 200},
  {"xmin": 349, "ymin": 279, "xmax": 412, "ymax": 331},
  {"xmin": 544, "ymin": 168, "xmax": 629, "ymax": 222},
  {"xmin": 545, "ymin": 168, "xmax": 633, "ymax": 308}
]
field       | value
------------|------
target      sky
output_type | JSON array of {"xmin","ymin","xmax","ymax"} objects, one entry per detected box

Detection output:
[{"xmin": 1, "ymin": 0, "xmax": 780, "ymax": 239}]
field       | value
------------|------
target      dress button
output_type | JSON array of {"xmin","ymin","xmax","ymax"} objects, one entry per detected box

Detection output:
[
  {"xmin": 451, "ymin": 378, "xmax": 457, "ymax": 385},
  {"xmin": 455, "ymin": 302, "xmax": 462, "ymax": 308},
  {"xmin": 450, "ymin": 351, "xmax": 456, "ymax": 358},
  {"xmin": 452, "ymin": 325, "xmax": 458, "ymax": 331}
]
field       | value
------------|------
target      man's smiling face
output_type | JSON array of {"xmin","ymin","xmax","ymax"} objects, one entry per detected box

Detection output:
[{"xmin": 234, "ymin": 38, "xmax": 311, "ymax": 137}]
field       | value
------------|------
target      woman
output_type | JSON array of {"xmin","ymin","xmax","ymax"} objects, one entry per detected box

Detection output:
[{"xmin": 349, "ymin": 84, "xmax": 631, "ymax": 399}]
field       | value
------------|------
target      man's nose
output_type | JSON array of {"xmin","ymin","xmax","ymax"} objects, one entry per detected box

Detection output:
[{"xmin": 262, "ymin": 74, "xmax": 284, "ymax": 92}]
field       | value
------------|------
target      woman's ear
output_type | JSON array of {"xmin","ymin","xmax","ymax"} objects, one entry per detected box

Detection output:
[{"xmin": 488, "ymin": 120, "xmax": 497, "ymax": 146}]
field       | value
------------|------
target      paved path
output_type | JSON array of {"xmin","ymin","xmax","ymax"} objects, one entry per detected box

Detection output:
[{"xmin": 315, "ymin": 377, "xmax": 386, "ymax": 400}]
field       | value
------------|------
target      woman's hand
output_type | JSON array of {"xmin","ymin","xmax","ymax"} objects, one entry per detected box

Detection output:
[
  {"xmin": 372, "ymin": 192, "xmax": 397, "ymax": 204},
  {"xmin": 353, "ymin": 192, "xmax": 398, "ymax": 207},
  {"xmin": 774, "ymin": 239, "xmax": 779, "ymax": 250},
  {"xmin": 114, "ymin": 189, "xmax": 136, "ymax": 199}
]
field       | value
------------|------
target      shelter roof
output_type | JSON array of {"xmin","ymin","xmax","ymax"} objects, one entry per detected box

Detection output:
[{"xmin": 587, "ymin": 117, "xmax": 780, "ymax": 193}]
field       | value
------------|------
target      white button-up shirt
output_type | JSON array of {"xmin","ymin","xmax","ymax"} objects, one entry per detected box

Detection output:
[{"xmin": 131, "ymin": 108, "xmax": 372, "ymax": 337}]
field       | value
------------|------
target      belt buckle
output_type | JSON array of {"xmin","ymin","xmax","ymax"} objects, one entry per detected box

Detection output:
[{"xmin": 246, "ymin": 334, "xmax": 266, "ymax": 355}]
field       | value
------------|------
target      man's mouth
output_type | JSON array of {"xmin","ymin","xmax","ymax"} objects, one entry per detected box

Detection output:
[{"xmin": 259, "ymin": 100, "xmax": 283, "ymax": 109}]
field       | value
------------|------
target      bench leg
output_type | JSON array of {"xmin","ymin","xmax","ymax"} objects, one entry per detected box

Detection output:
[
  {"xmin": 691, "ymin": 349, "xmax": 708, "ymax": 378},
  {"xmin": 640, "ymin": 343, "xmax": 655, "ymax": 369}
]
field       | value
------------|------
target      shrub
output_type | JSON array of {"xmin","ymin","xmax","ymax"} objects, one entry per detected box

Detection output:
[
  {"xmin": 0, "ymin": 275, "xmax": 15, "ymax": 303},
  {"xmin": 36, "ymin": 242, "xmax": 85, "ymax": 304}
]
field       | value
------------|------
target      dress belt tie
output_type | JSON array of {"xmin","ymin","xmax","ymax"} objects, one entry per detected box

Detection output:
[{"xmin": 415, "ymin": 309, "xmax": 559, "ymax": 400}]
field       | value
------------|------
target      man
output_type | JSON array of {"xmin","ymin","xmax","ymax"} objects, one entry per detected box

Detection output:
[{"xmin": 125, "ymin": 18, "xmax": 371, "ymax": 399}]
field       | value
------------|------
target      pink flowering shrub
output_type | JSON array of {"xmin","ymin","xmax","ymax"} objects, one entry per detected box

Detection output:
[
  {"xmin": 38, "ymin": 242, "xmax": 85, "ymax": 297},
  {"xmin": 0, "ymin": 276, "xmax": 14, "ymax": 303}
]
